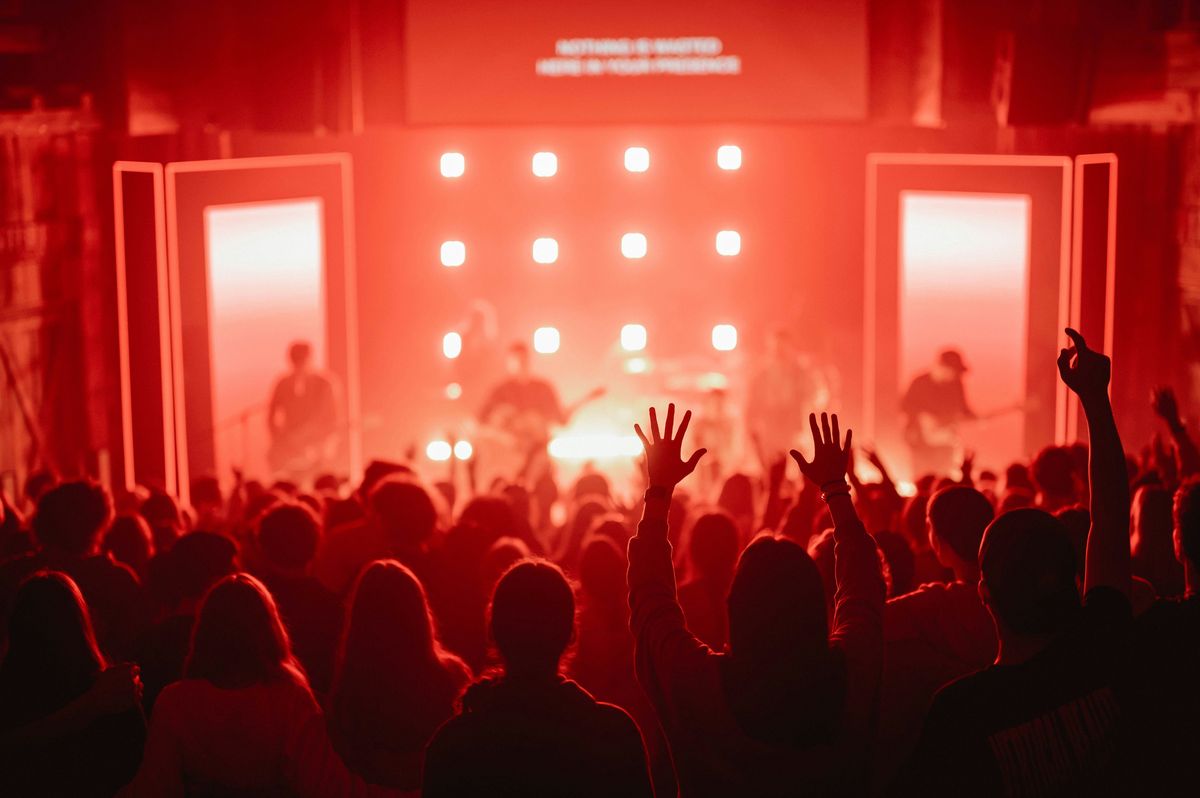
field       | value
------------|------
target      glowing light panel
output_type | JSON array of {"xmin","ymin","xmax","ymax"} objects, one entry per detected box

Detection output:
[
  {"xmin": 442, "ymin": 331, "xmax": 462, "ymax": 359},
  {"xmin": 712, "ymin": 324, "xmax": 738, "ymax": 351},
  {"xmin": 532, "ymin": 237, "xmax": 559, "ymax": 264},
  {"xmin": 620, "ymin": 323, "xmax": 647, "ymax": 351},
  {"xmin": 717, "ymin": 145, "xmax": 742, "ymax": 170},
  {"xmin": 440, "ymin": 152, "xmax": 465, "ymax": 178},
  {"xmin": 532, "ymin": 152, "xmax": 558, "ymax": 177},
  {"xmin": 440, "ymin": 240, "xmax": 466, "ymax": 267},
  {"xmin": 453, "ymin": 440, "xmax": 474, "ymax": 460},
  {"xmin": 715, "ymin": 230, "xmax": 741, "ymax": 256},
  {"xmin": 624, "ymin": 147, "xmax": 650, "ymax": 173},
  {"xmin": 621, "ymin": 233, "xmax": 647, "ymax": 259},
  {"xmin": 426, "ymin": 440, "xmax": 452, "ymax": 461},
  {"xmin": 533, "ymin": 326, "xmax": 560, "ymax": 354}
]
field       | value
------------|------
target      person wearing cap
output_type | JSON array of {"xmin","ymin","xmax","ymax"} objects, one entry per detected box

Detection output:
[{"xmin": 901, "ymin": 349, "xmax": 975, "ymax": 478}]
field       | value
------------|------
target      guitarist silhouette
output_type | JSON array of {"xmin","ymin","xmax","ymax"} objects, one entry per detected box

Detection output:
[{"xmin": 267, "ymin": 341, "xmax": 338, "ymax": 478}]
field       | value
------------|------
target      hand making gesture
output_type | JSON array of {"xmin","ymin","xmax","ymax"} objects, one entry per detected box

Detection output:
[
  {"xmin": 789, "ymin": 412, "xmax": 853, "ymax": 490},
  {"xmin": 1057, "ymin": 327, "xmax": 1110, "ymax": 403},
  {"xmin": 634, "ymin": 403, "xmax": 707, "ymax": 490}
]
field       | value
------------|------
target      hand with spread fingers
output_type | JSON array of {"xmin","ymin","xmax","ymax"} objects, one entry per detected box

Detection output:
[
  {"xmin": 634, "ymin": 403, "xmax": 707, "ymax": 490},
  {"xmin": 790, "ymin": 412, "xmax": 853, "ymax": 490}
]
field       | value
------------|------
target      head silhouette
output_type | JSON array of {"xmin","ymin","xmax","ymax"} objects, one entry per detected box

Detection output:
[
  {"xmin": 339, "ymin": 560, "xmax": 441, "ymax": 673},
  {"xmin": 185, "ymin": 573, "xmax": 305, "ymax": 691},
  {"xmin": 979, "ymin": 509, "xmax": 1079, "ymax": 637},
  {"xmin": 686, "ymin": 511, "xmax": 740, "ymax": 583},
  {"xmin": 368, "ymin": 477, "xmax": 437, "ymax": 552},
  {"xmin": 489, "ymin": 560, "xmax": 575, "ymax": 679},
  {"xmin": 0, "ymin": 572, "xmax": 105, "ymax": 719},
  {"xmin": 33, "ymin": 480, "xmax": 113, "ymax": 557},
  {"xmin": 927, "ymin": 486, "xmax": 994, "ymax": 573},
  {"xmin": 288, "ymin": 340, "xmax": 313, "ymax": 370},
  {"xmin": 102, "ymin": 513, "xmax": 155, "ymax": 576},
  {"xmin": 1173, "ymin": 477, "xmax": 1200, "ymax": 570},
  {"xmin": 579, "ymin": 535, "xmax": 625, "ymax": 606},
  {"xmin": 257, "ymin": 501, "xmax": 321, "ymax": 573}
]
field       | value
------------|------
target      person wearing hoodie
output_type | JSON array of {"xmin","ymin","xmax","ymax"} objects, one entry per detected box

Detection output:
[{"xmin": 422, "ymin": 560, "xmax": 653, "ymax": 797}]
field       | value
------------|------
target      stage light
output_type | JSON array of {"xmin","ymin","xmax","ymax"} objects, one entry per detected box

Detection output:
[
  {"xmin": 442, "ymin": 332, "xmax": 462, "ymax": 359},
  {"xmin": 532, "ymin": 151, "xmax": 558, "ymax": 177},
  {"xmin": 620, "ymin": 323, "xmax": 647, "ymax": 351},
  {"xmin": 717, "ymin": 145, "xmax": 742, "ymax": 170},
  {"xmin": 453, "ymin": 440, "xmax": 474, "ymax": 460},
  {"xmin": 715, "ymin": 230, "xmax": 741, "ymax": 256},
  {"xmin": 532, "ymin": 237, "xmax": 559, "ymax": 264},
  {"xmin": 621, "ymin": 233, "xmax": 647, "ymax": 259},
  {"xmin": 426, "ymin": 440, "xmax": 452, "ymax": 461},
  {"xmin": 624, "ymin": 356, "xmax": 649, "ymax": 374},
  {"xmin": 440, "ymin": 240, "xmax": 466, "ymax": 267},
  {"xmin": 712, "ymin": 324, "xmax": 738, "ymax": 351},
  {"xmin": 533, "ymin": 326, "xmax": 560, "ymax": 354},
  {"xmin": 445, "ymin": 382, "xmax": 463, "ymax": 400},
  {"xmin": 624, "ymin": 147, "xmax": 650, "ymax": 173},
  {"xmin": 440, "ymin": 152, "xmax": 465, "ymax": 178},
  {"xmin": 549, "ymin": 432, "xmax": 643, "ymax": 460}
]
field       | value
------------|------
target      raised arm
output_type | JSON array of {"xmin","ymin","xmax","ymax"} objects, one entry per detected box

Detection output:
[
  {"xmin": 1152, "ymin": 386, "xmax": 1200, "ymax": 479},
  {"xmin": 1057, "ymin": 328, "xmax": 1130, "ymax": 598}
]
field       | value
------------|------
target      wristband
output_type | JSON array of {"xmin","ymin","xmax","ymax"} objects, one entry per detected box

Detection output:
[
  {"xmin": 644, "ymin": 485, "xmax": 673, "ymax": 502},
  {"xmin": 820, "ymin": 480, "xmax": 851, "ymax": 503}
]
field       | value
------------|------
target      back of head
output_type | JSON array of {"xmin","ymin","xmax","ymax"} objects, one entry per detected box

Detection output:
[
  {"xmin": 928, "ymin": 486, "xmax": 995, "ymax": 566},
  {"xmin": 489, "ymin": 560, "xmax": 575, "ymax": 678},
  {"xmin": 728, "ymin": 536, "xmax": 828, "ymax": 662},
  {"xmin": 572, "ymin": 472, "xmax": 611, "ymax": 503},
  {"xmin": 979, "ymin": 509, "xmax": 1079, "ymax": 636},
  {"xmin": 186, "ymin": 573, "xmax": 303, "ymax": 690},
  {"xmin": 33, "ymin": 480, "xmax": 113, "ymax": 557},
  {"xmin": 257, "ymin": 501, "xmax": 322, "ymax": 571},
  {"xmin": 338, "ymin": 560, "xmax": 439, "ymax": 684},
  {"xmin": 718, "ymin": 473, "xmax": 755, "ymax": 520},
  {"xmin": 190, "ymin": 475, "xmax": 223, "ymax": 509},
  {"xmin": 102, "ymin": 514, "xmax": 154, "ymax": 573},
  {"xmin": 725, "ymin": 535, "xmax": 843, "ymax": 746},
  {"xmin": 1173, "ymin": 477, "xmax": 1200, "ymax": 570},
  {"xmin": 1031, "ymin": 446, "xmax": 1077, "ymax": 499},
  {"xmin": 578, "ymin": 535, "xmax": 625, "ymax": 604},
  {"xmin": 163, "ymin": 531, "xmax": 238, "ymax": 606},
  {"xmin": 686, "ymin": 511, "xmax": 740, "ymax": 582},
  {"xmin": 0, "ymin": 572, "xmax": 104, "ymax": 716},
  {"xmin": 901, "ymin": 493, "xmax": 931, "ymax": 551},
  {"xmin": 369, "ymin": 477, "xmax": 436, "ymax": 550},
  {"xmin": 459, "ymin": 495, "xmax": 518, "ymax": 540},
  {"xmin": 140, "ymin": 490, "xmax": 182, "ymax": 530}
]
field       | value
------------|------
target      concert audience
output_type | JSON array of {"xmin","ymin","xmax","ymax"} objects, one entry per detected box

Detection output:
[{"xmin": 6, "ymin": 321, "xmax": 1200, "ymax": 797}]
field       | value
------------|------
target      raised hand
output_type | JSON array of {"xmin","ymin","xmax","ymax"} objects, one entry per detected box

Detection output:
[
  {"xmin": 790, "ymin": 412, "xmax": 853, "ymax": 489},
  {"xmin": 1057, "ymin": 328, "xmax": 1110, "ymax": 402},
  {"xmin": 634, "ymin": 403, "xmax": 706, "ymax": 490},
  {"xmin": 1152, "ymin": 386, "xmax": 1183, "ymax": 429}
]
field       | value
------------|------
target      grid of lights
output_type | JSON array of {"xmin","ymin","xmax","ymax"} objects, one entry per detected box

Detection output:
[{"xmin": 436, "ymin": 145, "xmax": 742, "ymax": 368}]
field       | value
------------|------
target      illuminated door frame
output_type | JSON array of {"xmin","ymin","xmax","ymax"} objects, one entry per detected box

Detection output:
[
  {"xmin": 865, "ymin": 153, "xmax": 1117, "ymax": 465},
  {"xmin": 163, "ymin": 153, "xmax": 362, "ymax": 497}
]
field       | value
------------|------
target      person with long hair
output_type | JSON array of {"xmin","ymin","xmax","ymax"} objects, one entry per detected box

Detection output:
[
  {"xmin": 422, "ymin": 560, "xmax": 653, "ymax": 797},
  {"xmin": 628, "ymin": 404, "xmax": 885, "ymax": 796},
  {"xmin": 328, "ymin": 559, "xmax": 471, "ymax": 790},
  {"xmin": 0, "ymin": 571, "xmax": 145, "ymax": 796},
  {"xmin": 122, "ymin": 573, "xmax": 394, "ymax": 797}
]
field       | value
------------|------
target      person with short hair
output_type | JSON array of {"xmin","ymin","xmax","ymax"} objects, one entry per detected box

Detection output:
[
  {"xmin": 897, "ymin": 329, "xmax": 1132, "ymax": 796},
  {"xmin": 422, "ymin": 560, "xmax": 653, "ymax": 797}
]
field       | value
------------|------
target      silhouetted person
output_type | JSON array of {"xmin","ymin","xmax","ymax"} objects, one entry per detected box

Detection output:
[
  {"xmin": 254, "ymin": 501, "xmax": 342, "ymax": 696},
  {"xmin": 897, "ymin": 329, "xmax": 1132, "ymax": 796},
  {"xmin": 122, "ymin": 574, "xmax": 388, "ymax": 796},
  {"xmin": 902, "ymin": 349, "xmax": 975, "ymax": 477},
  {"xmin": 630, "ymin": 405, "xmax": 885, "ymax": 796},
  {"xmin": 1130, "ymin": 483, "xmax": 1185, "ymax": 597},
  {"xmin": 0, "ymin": 572, "xmax": 145, "ymax": 796},
  {"xmin": 423, "ymin": 560, "xmax": 653, "ymax": 797},
  {"xmin": 134, "ymin": 531, "xmax": 237, "ymax": 714},
  {"xmin": 479, "ymin": 341, "xmax": 566, "ymax": 453},
  {"xmin": 267, "ymin": 340, "xmax": 339, "ymax": 478},
  {"xmin": 329, "ymin": 560, "xmax": 470, "ymax": 790},
  {"xmin": 0, "ymin": 480, "xmax": 144, "ymax": 660},
  {"xmin": 102, "ymin": 514, "xmax": 155, "ymax": 583},
  {"xmin": 315, "ymin": 475, "xmax": 437, "ymax": 596},
  {"xmin": 875, "ymin": 486, "xmax": 996, "ymax": 788},
  {"xmin": 1031, "ymin": 444, "xmax": 1080, "ymax": 512},
  {"xmin": 677, "ymin": 511, "xmax": 739, "ymax": 651}
]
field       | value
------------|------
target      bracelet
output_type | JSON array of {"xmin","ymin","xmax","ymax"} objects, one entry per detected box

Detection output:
[
  {"xmin": 821, "ymin": 481, "xmax": 851, "ymax": 503},
  {"xmin": 644, "ymin": 485, "xmax": 673, "ymax": 502}
]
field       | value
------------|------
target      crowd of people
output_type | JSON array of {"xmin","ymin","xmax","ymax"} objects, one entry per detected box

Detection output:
[{"xmin": 0, "ymin": 328, "xmax": 1196, "ymax": 796}]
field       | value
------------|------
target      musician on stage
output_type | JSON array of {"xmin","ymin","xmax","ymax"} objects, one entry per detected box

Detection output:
[
  {"xmin": 479, "ymin": 342, "xmax": 566, "ymax": 449},
  {"xmin": 267, "ymin": 340, "xmax": 338, "ymax": 478},
  {"xmin": 901, "ymin": 348, "xmax": 975, "ymax": 477}
]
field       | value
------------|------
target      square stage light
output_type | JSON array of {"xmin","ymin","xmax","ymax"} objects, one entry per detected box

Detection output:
[
  {"xmin": 620, "ymin": 324, "xmax": 647, "ymax": 352},
  {"xmin": 712, "ymin": 324, "xmax": 738, "ymax": 351},
  {"xmin": 442, "ymin": 332, "xmax": 462, "ymax": 359},
  {"xmin": 532, "ymin": 152, "xmax": 558, "ymax": 177},
  {"xmin": 440, "ymin": 240, "xmax": 466, "ymax": 267},
  {"xmin": 624, "ymin": 147, "xmax": 650, "ymax": 173},
  {"xmin": 715, "ymin": 230, "xmax": 741, "ymax": 256},
  {"xmin": 440, "ymin": 152, "xmax": 465, "ymax": 178},
  {"xmin": 534, "ymin": 326, "xmax": 560, "ymax": 354},
  {"xmin": 621, "ymin": 233, "xmax": 647, "ymax": 259},
  {"xmin": 532, "ymin": 237, "xmax": 559, "ymax": 264},
  {"xmin": 717, "ymin": 145, "xmax": 742, "ymax": 170}
]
